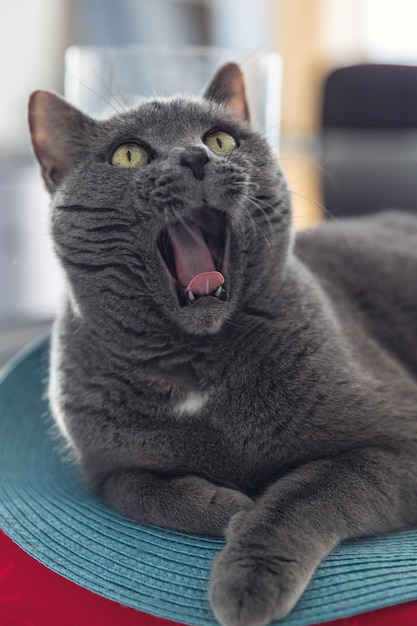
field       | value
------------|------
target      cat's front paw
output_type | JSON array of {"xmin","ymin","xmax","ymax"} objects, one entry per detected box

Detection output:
[
  {"xmin": 192, "ymin": 481, "xmax": 255, "ymax": 536},
  {"xmin": 209, "ymin": 543, "xmax": 308, "ymax": 626}
]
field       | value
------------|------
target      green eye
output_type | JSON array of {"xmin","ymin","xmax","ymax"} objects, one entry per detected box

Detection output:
[
  {"xmin": 111, "ymin": 143, "xmax": 150, "ymax": 167},
  {"xmin": 204, "ymin": 131, "xmax": 238, "ymax": 154}
]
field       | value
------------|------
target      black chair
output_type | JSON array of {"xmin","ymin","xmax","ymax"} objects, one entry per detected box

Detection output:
[{"xmin": 320, "ymin": 63, "xmax": 417, "ymax": 217}]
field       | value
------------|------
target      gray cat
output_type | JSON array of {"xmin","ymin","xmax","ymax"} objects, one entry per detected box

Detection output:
[{"xmin": 29, "ymin": 63, "xmax": 417, "ymax": 626}]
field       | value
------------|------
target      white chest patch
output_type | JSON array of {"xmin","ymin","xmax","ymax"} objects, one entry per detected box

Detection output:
[{"xmin": 174, "ymin": 392, "xmax": 208, "ymax": 416}]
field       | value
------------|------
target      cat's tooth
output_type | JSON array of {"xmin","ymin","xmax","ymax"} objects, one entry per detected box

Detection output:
[
  {"xmin": 214, "ymin": 286, "xmax": 223, "ymax": 298},
  {"xmin": 187, "ymin": 290, "xmax": 195, "ymax": 301}
]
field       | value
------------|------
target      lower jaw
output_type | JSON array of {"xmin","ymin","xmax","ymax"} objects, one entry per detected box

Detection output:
[{"xmin": 175, "ymin": 296, "xmax": 230, "ymax": 336}]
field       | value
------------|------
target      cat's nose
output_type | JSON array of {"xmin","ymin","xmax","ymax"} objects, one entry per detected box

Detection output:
[{"xmin": 179, "ymin": 149, "xmax": 210, "ymax": 181}]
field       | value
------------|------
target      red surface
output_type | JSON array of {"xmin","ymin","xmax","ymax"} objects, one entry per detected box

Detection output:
[
  {"xmin": 0, "ymin": 531, "xmax": 183, "ymax": 626},
  {"xmin": 1, "ymin": 530, "xmax": 417, "ymax": 626}
]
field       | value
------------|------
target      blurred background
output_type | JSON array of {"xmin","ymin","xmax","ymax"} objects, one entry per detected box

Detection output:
[{"xmin": 2, "ymin": 0, "xmax": 417, "ymax": 365}]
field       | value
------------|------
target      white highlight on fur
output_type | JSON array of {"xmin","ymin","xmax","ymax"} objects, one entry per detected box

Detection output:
[
  {"xmin": 174, "ymin": 392, "xmax": 208, "ymax": 416},
  {"xmin": 67, "ymin": 282, "xmax": 82, "ymax": 318},
  {"xmin": 48, "ymin": 318, "xmax": 79, "ymax": 454}
]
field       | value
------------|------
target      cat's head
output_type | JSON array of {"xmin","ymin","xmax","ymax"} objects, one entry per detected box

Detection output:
[{"xmin": 29, "ymin": 63, "xmax": 291, "ymax": 337}]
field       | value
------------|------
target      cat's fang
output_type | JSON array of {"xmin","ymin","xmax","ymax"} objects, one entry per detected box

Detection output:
[{"xmin": 185, "ymin": 285, "xmax": 224, "ymax": 304}]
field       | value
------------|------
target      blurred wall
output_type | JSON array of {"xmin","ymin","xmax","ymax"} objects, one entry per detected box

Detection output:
[
  {"xmin": 277, "ymin": 0, "xmax": 417, "ymax": 224},
  {"xmin": 0, "ymin": 0, "xmax": 69, "ymax": 159},
  {"xmin": 0, "ymin": 1, "xmax": 71, "ymax": 322},
  {"xmin": 70, "ymin": 0, "xmax": 209, "ymax": 47},
  {"xmin": 277, "ymin": 0, "xmax": 371, "ymax": 227}
]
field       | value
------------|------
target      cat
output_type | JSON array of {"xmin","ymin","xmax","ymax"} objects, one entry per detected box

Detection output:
[{"xmin": 29, "ymin": 62, "xmax": 417, "ymax": 626}]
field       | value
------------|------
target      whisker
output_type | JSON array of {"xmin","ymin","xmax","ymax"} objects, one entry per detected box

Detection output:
[
  {"xmin": 64, "ymin": 69, "xmax": 122, "ymax": 116},
  {"xmin": 242, "ymin": 197, "xmax": 274, "ymax": 252},
  {"xmin": 287, "ymin": 188, "xmax": 335, "ymax": 221},
  {"xmin": 239, "ymin": 31, "xmax": 280, "ymax": 71},
  {"xmin": 78, "ymin": 48, "xmax": 128, "ymax": 114}
]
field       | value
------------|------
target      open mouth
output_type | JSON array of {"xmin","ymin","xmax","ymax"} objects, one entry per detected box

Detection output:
[{"xmin": 157, "ymin": 207, "xmax": 228, "ymax": 306}]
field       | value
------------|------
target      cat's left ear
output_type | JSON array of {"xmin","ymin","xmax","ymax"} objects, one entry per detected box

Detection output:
[
  {"xmin": 28, "ymin": 90, "xmax": 90, "ymax": 193},
  {"xmin": 203, "ymin": 63, "xmax": 250, "ymax": 125}
]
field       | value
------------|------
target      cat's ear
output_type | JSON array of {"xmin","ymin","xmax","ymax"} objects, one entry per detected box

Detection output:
[
  {"xmin": 28, "ymin": 90, "xmax": 89, "ymax": 193},
  {"xmin": 203, "ymin": 63, "xmax": 250, "ymax": 125}
]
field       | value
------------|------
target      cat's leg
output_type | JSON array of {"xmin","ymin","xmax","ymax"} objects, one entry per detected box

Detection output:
[
  {"xmin": 209, "ymin": 447, "xmax": 417, "ymax": 626},
  {"xmin": 101, "ymin": 470, "xmax": 254, "ymax": 536}
]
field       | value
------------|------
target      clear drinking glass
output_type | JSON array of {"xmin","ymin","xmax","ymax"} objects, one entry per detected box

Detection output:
[{"xmin": 65, "ymin": 45, "xmax": 282, "ymax": 152}]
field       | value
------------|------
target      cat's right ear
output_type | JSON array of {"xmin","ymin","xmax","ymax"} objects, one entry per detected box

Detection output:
[
  {"xmin": 28, "ymin": 91, "xmax": 88, "ymax": 193},
  {"xmin": 203, "ymin": 63, "xmax": 250, "ymax": 125}
]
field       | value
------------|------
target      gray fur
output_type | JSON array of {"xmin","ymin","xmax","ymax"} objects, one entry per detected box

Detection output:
[{"xmin": 29, "ymin": 66, "xmax": 417, "ymax": 626}]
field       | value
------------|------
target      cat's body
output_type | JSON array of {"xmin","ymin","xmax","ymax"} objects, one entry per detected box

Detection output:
[
  {"xmin": 29, "ymin": 65, "xmax": 417, "ymax": 626},
  {"xmin": 51, "ymin": 211, "xmax": 417, "ymax": 493}
]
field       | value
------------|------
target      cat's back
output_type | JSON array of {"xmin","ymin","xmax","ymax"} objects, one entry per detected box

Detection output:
[
  {"xmin": 297, "ymin": 207, "xmax": 415, "ymax": 253},
  {"xmin": 294, "ymin": 210, "xmax": 417, "ymax": 373},
  {"xmin": 295, "ymin": 210, "xmax": 417, "ymax": 286}
]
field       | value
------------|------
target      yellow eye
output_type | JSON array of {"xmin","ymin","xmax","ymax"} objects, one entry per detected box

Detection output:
[
  {"xmin": 204, "ymin": 131, "xmax": 237, "ymax": 154},
  {"xmin": 111, "ymin": 143, "xmax": 150, "ymax": 167}
]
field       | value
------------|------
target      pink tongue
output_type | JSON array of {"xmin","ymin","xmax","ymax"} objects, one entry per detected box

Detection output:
[
  {"xmin": 168, "ymin": 222, "xmax": 225, "ymax": 296},
  {"xmin": 187, "ymin": 271, "xmax": 225, "ymax": 296}
]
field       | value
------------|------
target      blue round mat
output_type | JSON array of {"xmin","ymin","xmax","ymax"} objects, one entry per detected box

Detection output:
[{"xmin": 1, "ymin": 334, "xmax": 417, "ymax": 626}]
